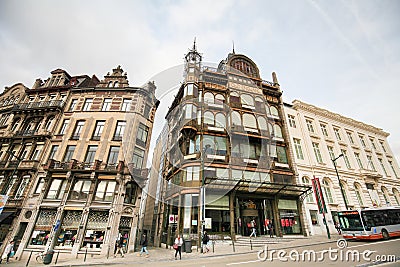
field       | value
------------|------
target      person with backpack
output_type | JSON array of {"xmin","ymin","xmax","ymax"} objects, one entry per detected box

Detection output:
[
  {"xmin": 114, "ymin": 236, "xmax": 124, "ymax": 257},
  {"xmin": 1, "ymin": 240, "xmax": 14, "ymax": 264},
  {"xmin": 202, "ymin": 231, "xmax": 210, "ymax": 254},
  {"xmin": 249, "ymin": 219, "xmax": 257, "ymax": 238},
  {"xmin": 173, "ymin": 234, "xmax": 183, "ymax": 260}
]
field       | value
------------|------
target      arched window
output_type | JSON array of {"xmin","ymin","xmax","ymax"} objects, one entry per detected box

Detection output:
[
  {"xmin": 354, "ymin": 182, "xmax": 364, "ymax": 206},
  {"xmin": 11, "ymin": 118, "xmax": 21, "ymax": 132},
  {"xmin": 114, "ymin": 81, "xmax": 119, "ymax": 87},
  {"xmin": 204, "ymin": 111, "xmax": 214, "ymax": 125},
  {"xmin": 240, "ymin": 94, "xmax": 254, "ymax": 107},
  {"xmin": 107, "ymin": 81, "xmax": 113, "ymax": 87},
  {"xmin": 273, "ymin": 124, "xmax": 283, "ymax": 138},
  {"xmin": 257, "ymin": 117, "xmax": 267, "ymax": 131},
  {"xmin": 302, "ymin": 176, "xmax": 314, "ymax": 203},
  {"xmin": 255, "ymin": 97, "xmax": 264, "ymax": 110},
  {"xmin": 382, "ymin": 186, "xmax": 391, "ymax": 205},
  {"xmin": 268, "ymin": 123, "xmax": 274, "ymax": 136},
  {"xmin": 45, "ymin": 116, "xmax": 55, "ymax": 131},
  {"xmin": 393, "ymin": 188, "xmax": 400, "ymax": 205},
  {"xmin": 215, "ymin": 113, "xmax": 226, "ymax": 128},
  {"xmin": 340, "ymin": 181, "xmax": 350, "ymax": 206},
  {"xmin": 322, "ymin": 179, "xmax": 334, "ymax": 204},
  {"xmin": 231, "ymin": 111, "xmax": 241, "ymax": 126},
  {"xmin": 14, "ymin": 96, "xmax": 19, "ymax": 104},
  {"xmin": 270, "ymin": 106, "xmax": 279, "ymax": 116},
  {"xmin": 204, "ymin": 92, "xmax": 214, "ymax": 104},
  {"xmin": 230, "ymin": 92, "xmax": 240, "ymax": 103},
  {"xmin": 215, "ymin": 94, "xmax": 225, "ymax": 104},
  {"xmin": 243, "ymin": 113, "xmax": 257, "ymax": 129}
]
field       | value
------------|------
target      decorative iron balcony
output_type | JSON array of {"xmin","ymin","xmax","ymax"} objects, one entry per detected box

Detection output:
[{"xmin": 12, "ymin": 100, "xmax": 65, "ymax": 112}]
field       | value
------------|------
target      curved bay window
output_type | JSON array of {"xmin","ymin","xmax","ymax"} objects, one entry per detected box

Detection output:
[
  {"xmin": 56, "ymin": 210, "xmax": 82, "ymax": 247},
  {"xmin": 203, "ymin": 135, "xmax": 227, "ymax": 156},
  {"xmin": 30, "ymin": 209, "xmax": 57, "ymax": 245},
  {"xmin": 243, "ymin": 113, "xmax": 257, "ymax": 129},
  {"xmin": 240, "ymin": 94, "xmax": 254, "ymax": 108},
  {"xmin": 231, "ymin": 111, "xmax": 241, "ymax": 126},
  {"xmin": 270, "ymin": 106, "xmax": 279, "ymax": 117},
  {"xmin": 257, "ymin": 117, "xmax": 268, "ymax": 132},
  {"xmin": 215, "ymin": 113, "xmax": 226, "ymax": 128},
  {"xmin": 83, "ymin": 210, "xmax": 109, "ymax": 249}
]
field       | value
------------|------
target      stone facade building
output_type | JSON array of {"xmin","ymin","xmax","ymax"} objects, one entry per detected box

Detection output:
[
  {"xmin": 0, "ymin": 66, "xmax": 158, "ymax": 260},
  {"xmin": 284, "ymin": 100, "xmax": 400, "ymax": 236}
]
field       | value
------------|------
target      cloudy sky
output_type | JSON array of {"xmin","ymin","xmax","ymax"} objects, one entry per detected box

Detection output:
[{"xmin": 1, "ymin": 0, "xmax": 399, "ymax": 164}]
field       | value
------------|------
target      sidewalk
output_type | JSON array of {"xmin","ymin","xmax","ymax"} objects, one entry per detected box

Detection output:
[{"xmin": 6, "ymin": 234, "xmax": 342, "ymax": 266}]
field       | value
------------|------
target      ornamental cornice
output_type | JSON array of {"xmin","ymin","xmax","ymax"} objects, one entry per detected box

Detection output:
[{"xmin": 292, "ymin": 100, "xmax": 389, "ymax": 137}]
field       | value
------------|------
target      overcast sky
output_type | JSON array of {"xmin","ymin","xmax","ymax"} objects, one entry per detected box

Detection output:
[{"xmin": 1, "ymin": 0, "xmax": 399, "ymax": 165}]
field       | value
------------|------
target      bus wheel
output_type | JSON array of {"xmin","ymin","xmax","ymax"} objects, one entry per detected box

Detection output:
[{"xmin": 382, "ymin": 229, "xmax": 389, "ymax": 240}]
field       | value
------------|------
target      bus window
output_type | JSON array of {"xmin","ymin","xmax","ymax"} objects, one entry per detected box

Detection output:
[{"xmin": 339, "ymin": 212, "xmax": 364, "ymax": 231}]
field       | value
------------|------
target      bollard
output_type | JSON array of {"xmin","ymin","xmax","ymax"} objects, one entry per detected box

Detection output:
[
  {"xmin": 212, "ymin": 241, "xmax": 215, "ymax": 253},
  {"xmin": 232, "ymin": 240, "xmax": 235, "ymax": 252},
  {"xmin": 84, "ymin": 247, "xmax": 88, "ymax": 262},
  {"xmin": 250, "ymin": 239, "xmax": 253, "ymax": 250},
  {"xmin": 25, "ymin": 251, "xmax": 33, "ymax": 267},
  {"xmin": 55, "ymin": 251, "xmax": 60, "ymax": 264}
]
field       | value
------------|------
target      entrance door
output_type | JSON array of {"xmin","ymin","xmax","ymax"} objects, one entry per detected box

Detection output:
[{"xmin": 238, "ymin": 198, "xmax": 274, "ymax": 236}]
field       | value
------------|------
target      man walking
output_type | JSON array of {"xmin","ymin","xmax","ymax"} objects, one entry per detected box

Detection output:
[
  {"xmin": 249, "ymin": 219, "xmax": 257, "ymax": 238},
  {"xmin": 114, "ymin": 236, "xmax": 124, "ymax": 257},
  {"xmin": 139, "ymin": 233, "xmax": 149, "ymax": 257},
  {"xmin": 202, "ymin": 231, "xmax": 210, "ymax": 253}
]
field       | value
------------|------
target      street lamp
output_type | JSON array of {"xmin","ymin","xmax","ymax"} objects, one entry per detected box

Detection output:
[{"xmin": 332, "ymin": 154, "xmax": 349, "ymax": 210}]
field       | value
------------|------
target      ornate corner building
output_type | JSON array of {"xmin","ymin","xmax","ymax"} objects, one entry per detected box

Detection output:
[
  {"xmin": 160, "ymin": 43, "xmax": 311, "ymax": 246},
  {"xmin": 0, "ymin": 66, "xmax": 158, "ymax": 259}
]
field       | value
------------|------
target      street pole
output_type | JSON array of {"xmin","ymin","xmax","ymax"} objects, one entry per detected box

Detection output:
[
  {"xmin": 332, "ymin": 154, "xmax": 349, "ymax": 210},
  {"xmin": 199, "ymin": 100, "xmax": 205, "ymax": 254}
]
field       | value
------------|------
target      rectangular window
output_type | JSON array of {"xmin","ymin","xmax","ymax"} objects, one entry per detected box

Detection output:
[
  {"xmin": 59, "ymin": 119, "xmax": 70, "ymax": 135},
  {"xmin": 378, "ymin": 158, "xmax": 388, "ymax": 176},
  {"xmin": 144, "ymin": 104, "xmax": 151, "ymax": 118},
  {"xmin": 359, "ymin": 135, "xmax": 366, "ymax": 147},
  {"xmin": 132, "ymin": 147, "xmax": 145, "ymax": 169},
  {"xmin": 71, "ymin": 120, "xmax": 85, "ymax": 140},
  {"xmin": 379, "ymin": 141, "xmax": 387, "ymax": 153},
  {"xmin": 367, "ymin": 155, "xmax": 376, "ymax": 171},
  {"xmin": 95, "ymin": 180, "xmax": 116, "ymax": 202},
  {"xmin": 306, "ymin": 119, "xmax": 315, "ymax": 133},
  {"xmin": 320, "ymin": 124, "xmax": 329, "ymax": 137},
  {"xmin": 346, "ymin": 132, "xmax": 354, "ymax": 144},
  {"xmin": 288, "ymin": 115, "xmax": 296, "ymax": 128},
  {"xmin": 276, "ymin": 146, "xmax": 288, "ymax": 163},
  {"xmin": 113, "ymin": 121, "xmax": 126, "ymax": 141},
  {"xmin": 312, "ymin": 142, "xmax": 323, "ymax": 163},
  {"xmin": 310, "ymin": 210, "xmax": 319, "ymax": 225},
  {"xmin": 333, "ymin": 128, "xmax": 342, "ymax": 141},
  {"xmin": 31, "ymin": 145, "xmax": 43, "ymax": 161},
  {"xmin": 83, "ymin": 98, "xmax": 93, "ymax": 111},
  {"xmin": 92, "ymin": 121, "xmax": 105, "ymax": 140},
  {"xmin": 84, "ymin": 145, "xmax": 98, "ymax": 164},
  {"xmin": 136, "ymin": 123, "xmax": 149, "ymax": 146},
  {"xmin": 327, "ymin": 146, "xmax": 335, "ymax": 160},
  {"xmin": 68, "ymin": 99, "xmax": 77, "ymax": 112},
  {"xmin": 63, "ymin": 145, "xmax": 76, "ymax": 162},
  {"xmin": 48, "ymin": 145, "xmax": 59, "ymax": 161},
  {"xmin": 369, "ymin": 138, "xmax": 376, "ymax": 149},
  {"xmin": 15, "ymin": 177, "xmax": 30, "ymax": 198},
  {"xmin": 68, "ymin": 179, "xmax": 91, "ymax": 200},
  {"xmin": 183, "ymin": 166, "xmax": 200, "ymax": 181},
  {"xmin": 46, "ymin": 179, "xmax": 67, "ymax": 199},
  {"xmin": 121, "ymin": 98, "xmax": 132, "ymax": 111},
  {"xmin": 388, "ymin": 161, "xmax": 398, "ymax": 178},
  {"xmin": 293, "ymin": 138, "xmax": 304, "ymax": 160},
  {"xmin": 34, "ymin": 177, "xmax": 45, "ymax": 194},
  {"xmin": 341, "ymin": 149, "xmax": 351, "ymax": 169},
  {"xmin": 354, "ymin": 153, "xmax": 363, "ymax": 169},
  {"xmin": 107, "ymin": 146, "xmax": 120, "ymax": 165},
  {"xmin": 101, "ymin": 98, "xmax": 112, "ymax": 111}
]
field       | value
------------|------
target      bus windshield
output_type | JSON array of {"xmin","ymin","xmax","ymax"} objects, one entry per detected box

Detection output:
[{"xmin": 338, "ymin": 211, "xmax": 364, "ymax": 231}]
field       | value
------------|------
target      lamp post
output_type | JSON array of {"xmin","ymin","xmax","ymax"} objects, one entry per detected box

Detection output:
[{"xmin": 332, "ymin": 154, "xmax": 349, "ymax": 210}]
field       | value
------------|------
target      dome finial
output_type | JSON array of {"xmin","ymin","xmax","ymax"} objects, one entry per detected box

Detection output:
[{"xmin": 232, "ymin": 40, "xmax": 235, "ymax": 54}]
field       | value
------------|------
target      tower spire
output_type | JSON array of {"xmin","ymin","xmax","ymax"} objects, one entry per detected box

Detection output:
[
  {"xmin": 193, "ymin": 37, "xmax": 197, "ymax": 51},
  {"xmin": 232, "ymin": 40, "xmax": 235, "ymax": 54}
]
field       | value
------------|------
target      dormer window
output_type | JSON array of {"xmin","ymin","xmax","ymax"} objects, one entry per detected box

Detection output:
[{"xmin": 114, "ymin": 81, "xmax": 119, "ymax": 87}]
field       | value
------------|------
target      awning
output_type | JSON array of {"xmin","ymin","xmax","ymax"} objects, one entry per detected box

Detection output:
[
  {"xmin": 0, "ymin": 212, "xmax": 14, "ymax": 224},
  {"xmin": 204, "ymin": 178, "xmax": 311, "ymax": 197}
]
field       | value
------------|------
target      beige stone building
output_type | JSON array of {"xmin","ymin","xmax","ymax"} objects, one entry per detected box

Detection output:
[
  {"xmin": 285, "ymin": 100, "xmax": 400, "ymax": 236},
  {"xmin": 0, "ymin": 66, "xmax": 158, "ymax": 261}
]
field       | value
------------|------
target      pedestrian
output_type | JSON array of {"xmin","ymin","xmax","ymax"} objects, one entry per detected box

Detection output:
[
  {"xmin": 114, "ymin": 237, "xmax": 124, "ymax": 258},
  {"xmin": 0, "ymin": 240, "xmax": 14, "ymax": 264},
  {"xmin": 174, "ymin": 234, "xmax": 183, "ymax": 260},
  {"xmin": 268, "ymin": 222, "xmax": 274, "ymax": 238},
  {"xmin": 139, "ymin": 233, "xmax": 149, "ymax": 257},
  {"xmin": 202, "ymin": 231, "xmax": 210, "ymax": 253},
  {"xmin": 249, "ymin": 219, "xmax": 257, "ymax": 238},
  {"xmin": 335, "ymin": 221, "xmax": 342, "ymax": 235}
]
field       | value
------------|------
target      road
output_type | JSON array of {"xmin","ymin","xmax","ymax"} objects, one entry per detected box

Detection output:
[{"xmin": 137, "ymin": 238, "xmax": 400, "ymax": 267}]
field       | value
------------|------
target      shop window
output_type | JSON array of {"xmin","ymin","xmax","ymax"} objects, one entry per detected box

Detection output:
[
  {"xmin": 94, "ymin": 180, "xmax": 116, "ymax": 202},
  {"xmin": 68, "ymin": 179, "xmax": 91, "ymax": 200},
  {"xmin": 56, "ymin": 210, "xmax": 81, "ymax": 247},
  {"xmin": 30, "ymin": 209, "xmax": 57, "ymax": 245},
  {"xmin": 83, "ymin": 210, "xmax": 109, "ymax": 249}
]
